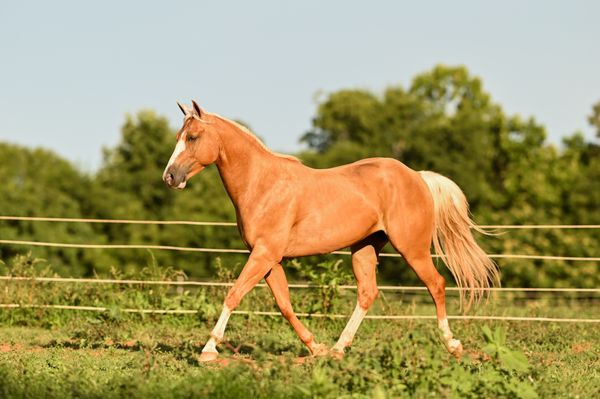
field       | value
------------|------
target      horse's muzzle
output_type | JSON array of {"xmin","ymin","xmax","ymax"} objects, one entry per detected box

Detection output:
[{"xmin": 163, "ymin": 166, "xmax": 187, "ymax": 189}]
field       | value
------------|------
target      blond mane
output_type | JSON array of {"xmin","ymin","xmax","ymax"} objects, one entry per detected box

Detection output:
[{"xmin": 211, "ymin": 113, "xmax": 301, "ymax": 163}]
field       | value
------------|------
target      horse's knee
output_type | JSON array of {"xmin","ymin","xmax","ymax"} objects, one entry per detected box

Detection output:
[
  {"xmin": 224, "ymin": 291, "xmax": 241, "ymax": 310},
  {"xmin": 358, "ymin": 286, "xmax": 378, "ymax": 309}
]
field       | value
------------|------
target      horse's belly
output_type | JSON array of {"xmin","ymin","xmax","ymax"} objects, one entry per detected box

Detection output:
[{"xmin": 283, "ymin": 202, "xmax": 383, "ymax": 257}]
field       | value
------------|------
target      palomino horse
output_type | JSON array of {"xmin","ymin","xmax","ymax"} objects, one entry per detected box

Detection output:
[{"xmin": 163, "ymin": 100, "xmax": 499, "ymax": 362}]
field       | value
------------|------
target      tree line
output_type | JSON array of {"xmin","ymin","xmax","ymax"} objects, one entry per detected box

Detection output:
[{"xmin": 0, "ymin": 65, "xmax": 598, "ymax": 288}]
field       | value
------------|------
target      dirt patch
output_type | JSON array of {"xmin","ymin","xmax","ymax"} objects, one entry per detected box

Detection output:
[
  {"xmin": 89, "ymin": 350, "xmax": 104, "ymax": 358},
  {"xmin": 571, "ymin": 342, "xmax": 592, "ymax": 354},
  {"xmin": 200, "ymin": 354, "xmax": 257, "ymax": 369},
  {"xmin": 0, "ymin": 343, "xmax": 24, "ymax": 352}
]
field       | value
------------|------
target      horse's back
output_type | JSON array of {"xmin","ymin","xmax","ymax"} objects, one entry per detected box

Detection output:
[
  {"xmin": 281, "ymin": 157, "xmax": 432, "ymax": 256},
  {"xmin": 339, "ymin": 157, "xmax": 432, "ymax": 219},
  {"xmin": 313, "ymin": 157, "xmax": 428, "ymax": 208}
]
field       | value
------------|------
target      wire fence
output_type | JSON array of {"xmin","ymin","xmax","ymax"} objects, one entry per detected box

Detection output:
[
  {"xmin": 2, "ymin": 274, "xmax": 599, "ymax": 323},
  {"xmin": 1, "ymin": 215, "xmax": 599, "ymax": 323}
]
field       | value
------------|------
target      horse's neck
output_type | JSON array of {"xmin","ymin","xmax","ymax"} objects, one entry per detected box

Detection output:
[{"xmin": 214, "ymin": 120, "xmax": 278, "ymax": 207}]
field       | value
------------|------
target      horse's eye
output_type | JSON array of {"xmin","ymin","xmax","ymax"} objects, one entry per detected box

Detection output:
[{"xmin": 187, "ymin": 135, "xmax": 198, "ymax": 142}]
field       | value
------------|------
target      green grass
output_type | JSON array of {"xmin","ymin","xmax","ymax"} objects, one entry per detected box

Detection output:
[
  {"xmin": 0, "ymin": 313, "xmax": 599, "ymax": 398},
  {"xmin": 1, "ymin": 255, "xmax": 598, "ymax": 398}
]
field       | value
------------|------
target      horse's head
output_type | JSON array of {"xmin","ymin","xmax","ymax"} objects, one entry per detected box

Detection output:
[{"xmin": 163, "ymin": 100, "xmax": 222, "ymax": 189}]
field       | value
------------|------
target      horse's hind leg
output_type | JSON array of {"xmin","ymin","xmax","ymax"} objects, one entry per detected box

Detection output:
[
  {"xmin": 391, "ymin": 238, "xmax": 463, "ymax": 358},
  {"xmin": 408, "ymin": 253, "xmax": 462, "ymax": 358},
  {"xmin": 265, "ymin": 263, "xmax": 327, "ymax": 356},
  {"xmin": 331, "ymin": 233, "xmax": 387, "ymax": 355}
]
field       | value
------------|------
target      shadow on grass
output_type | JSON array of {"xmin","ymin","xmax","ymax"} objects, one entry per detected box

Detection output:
[{"xmin": 40, "ymin": 337, "xmax": 288, "ymax": 366}]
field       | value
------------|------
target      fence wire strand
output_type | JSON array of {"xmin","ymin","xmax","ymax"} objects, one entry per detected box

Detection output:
[
  {"xmin": 0, "ymin": 303, "xmax": 598, "ymax": 323},
  {"xmin": 1, "ymin": 215, "xmax": 599, "ymax": 229},
  {"xmin": 1, "ymin": 239, "xmax": 599, "ymax": 261},
  {"xmin": 1, "ymin": 276, "xmax": 599, "ymax": 293},
  {"xmin": 1, "ymin": 217, "xmax": 599, "ymax": 261},
  {"xmin": 0, "ymin": 216, "xmax": 237, "ymax": 226}
]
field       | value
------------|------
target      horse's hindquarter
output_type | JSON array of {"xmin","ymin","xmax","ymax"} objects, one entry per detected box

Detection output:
[{"xmin": 283, "ymin": 158, "xmax": 424, "ymax": 257}]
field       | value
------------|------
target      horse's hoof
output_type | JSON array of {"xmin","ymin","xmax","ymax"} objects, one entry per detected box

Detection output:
[
  {"xmin": 199, "ymin": 351, "xmax": 219, "ymax": 363},
  {"xmin": 310, "ymin": 342, "xmax": 329, "ymax": 357},
  {"xmin": 447, "ymin": 339, "xmax": 463, "ymax": 360},
  {"xmin": 330, "ymin": 349, "xmax": 345, "ymax": 360}
]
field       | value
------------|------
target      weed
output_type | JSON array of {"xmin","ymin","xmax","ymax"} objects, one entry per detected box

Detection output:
[{"xmin": 289, "ymin": 259, "xmax": 352, "ymax": 314}]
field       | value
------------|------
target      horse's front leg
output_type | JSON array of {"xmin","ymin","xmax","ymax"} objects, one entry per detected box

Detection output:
[
  {"xmin": 199, "ymin": 246, "xmax": 277, "ymax": 362},
  {"xmin": 265, "ymin": 263, "xmax": 328, "ymax": 357}
]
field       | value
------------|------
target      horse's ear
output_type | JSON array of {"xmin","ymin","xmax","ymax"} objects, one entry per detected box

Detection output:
[
  {"xmin": 191, "ymin": 100, "xmax": 204, "ymax": 118},
  {"xmin": 177, "ymin": 101, "xmax": 191, "ymax": 116}
]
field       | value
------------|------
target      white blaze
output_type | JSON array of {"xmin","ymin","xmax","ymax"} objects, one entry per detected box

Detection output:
[{"xmin": 163, "ymin": 132, "xmax": 186, "ymax": 177}]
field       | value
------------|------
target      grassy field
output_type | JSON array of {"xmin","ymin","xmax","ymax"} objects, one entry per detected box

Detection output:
[
  {"xmin": 1, "ymin": 305, "xmax": 599, "ymax": 398},
  {"xmin": 0, "ymin": 257, "xmax": 599, "ymax": 398},
  {"xmin": 0, "ymin": 316, "xmax": 600, "ymax": 398}
]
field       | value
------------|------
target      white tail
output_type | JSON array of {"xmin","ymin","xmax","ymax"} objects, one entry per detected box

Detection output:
[{"xmin": 419, "ymin": 171, "xmax": 500, "ymax": 310}]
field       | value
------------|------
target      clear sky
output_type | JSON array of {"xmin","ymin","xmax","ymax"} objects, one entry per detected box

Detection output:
[{"xmin": 1, "ymin": 1, "xmax": 598, "ymax": 171}]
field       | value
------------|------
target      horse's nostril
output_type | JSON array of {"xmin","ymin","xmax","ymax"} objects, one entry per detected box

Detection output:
[{"xmin": 165, "ymin": 173, "xmax": 174, "ymax": 185}]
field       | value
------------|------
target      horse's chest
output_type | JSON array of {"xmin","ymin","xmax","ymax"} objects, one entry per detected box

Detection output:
[
  {"xmin": 235, "ymin": 217, "xmax": 270, "ymax": 250},
  {"xmin": 235, "ymin": 196, "xmax": 297, "ymax": 250}
]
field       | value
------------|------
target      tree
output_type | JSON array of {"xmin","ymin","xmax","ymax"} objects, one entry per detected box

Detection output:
[
  {"xmin": 1, "ymin": 66, "xmax": 597, "ymax": 288},
  {"xmin": 97, "ymin": 110, "xmax": 176, "ymax": 217},
  {"xmin": 300, "ymin": 64, "xmax": 599, "ymax": 288},
  {"xmin": 301, "ymin": 65, "xmax": 549, "ymax": 210},
  {"xmin": 588, "ymin": 100, "xmax": 600, "ymax": 138},
  {"xmin": 0, "ymin": 143, "xmax": 103, "ymax": 275}
]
